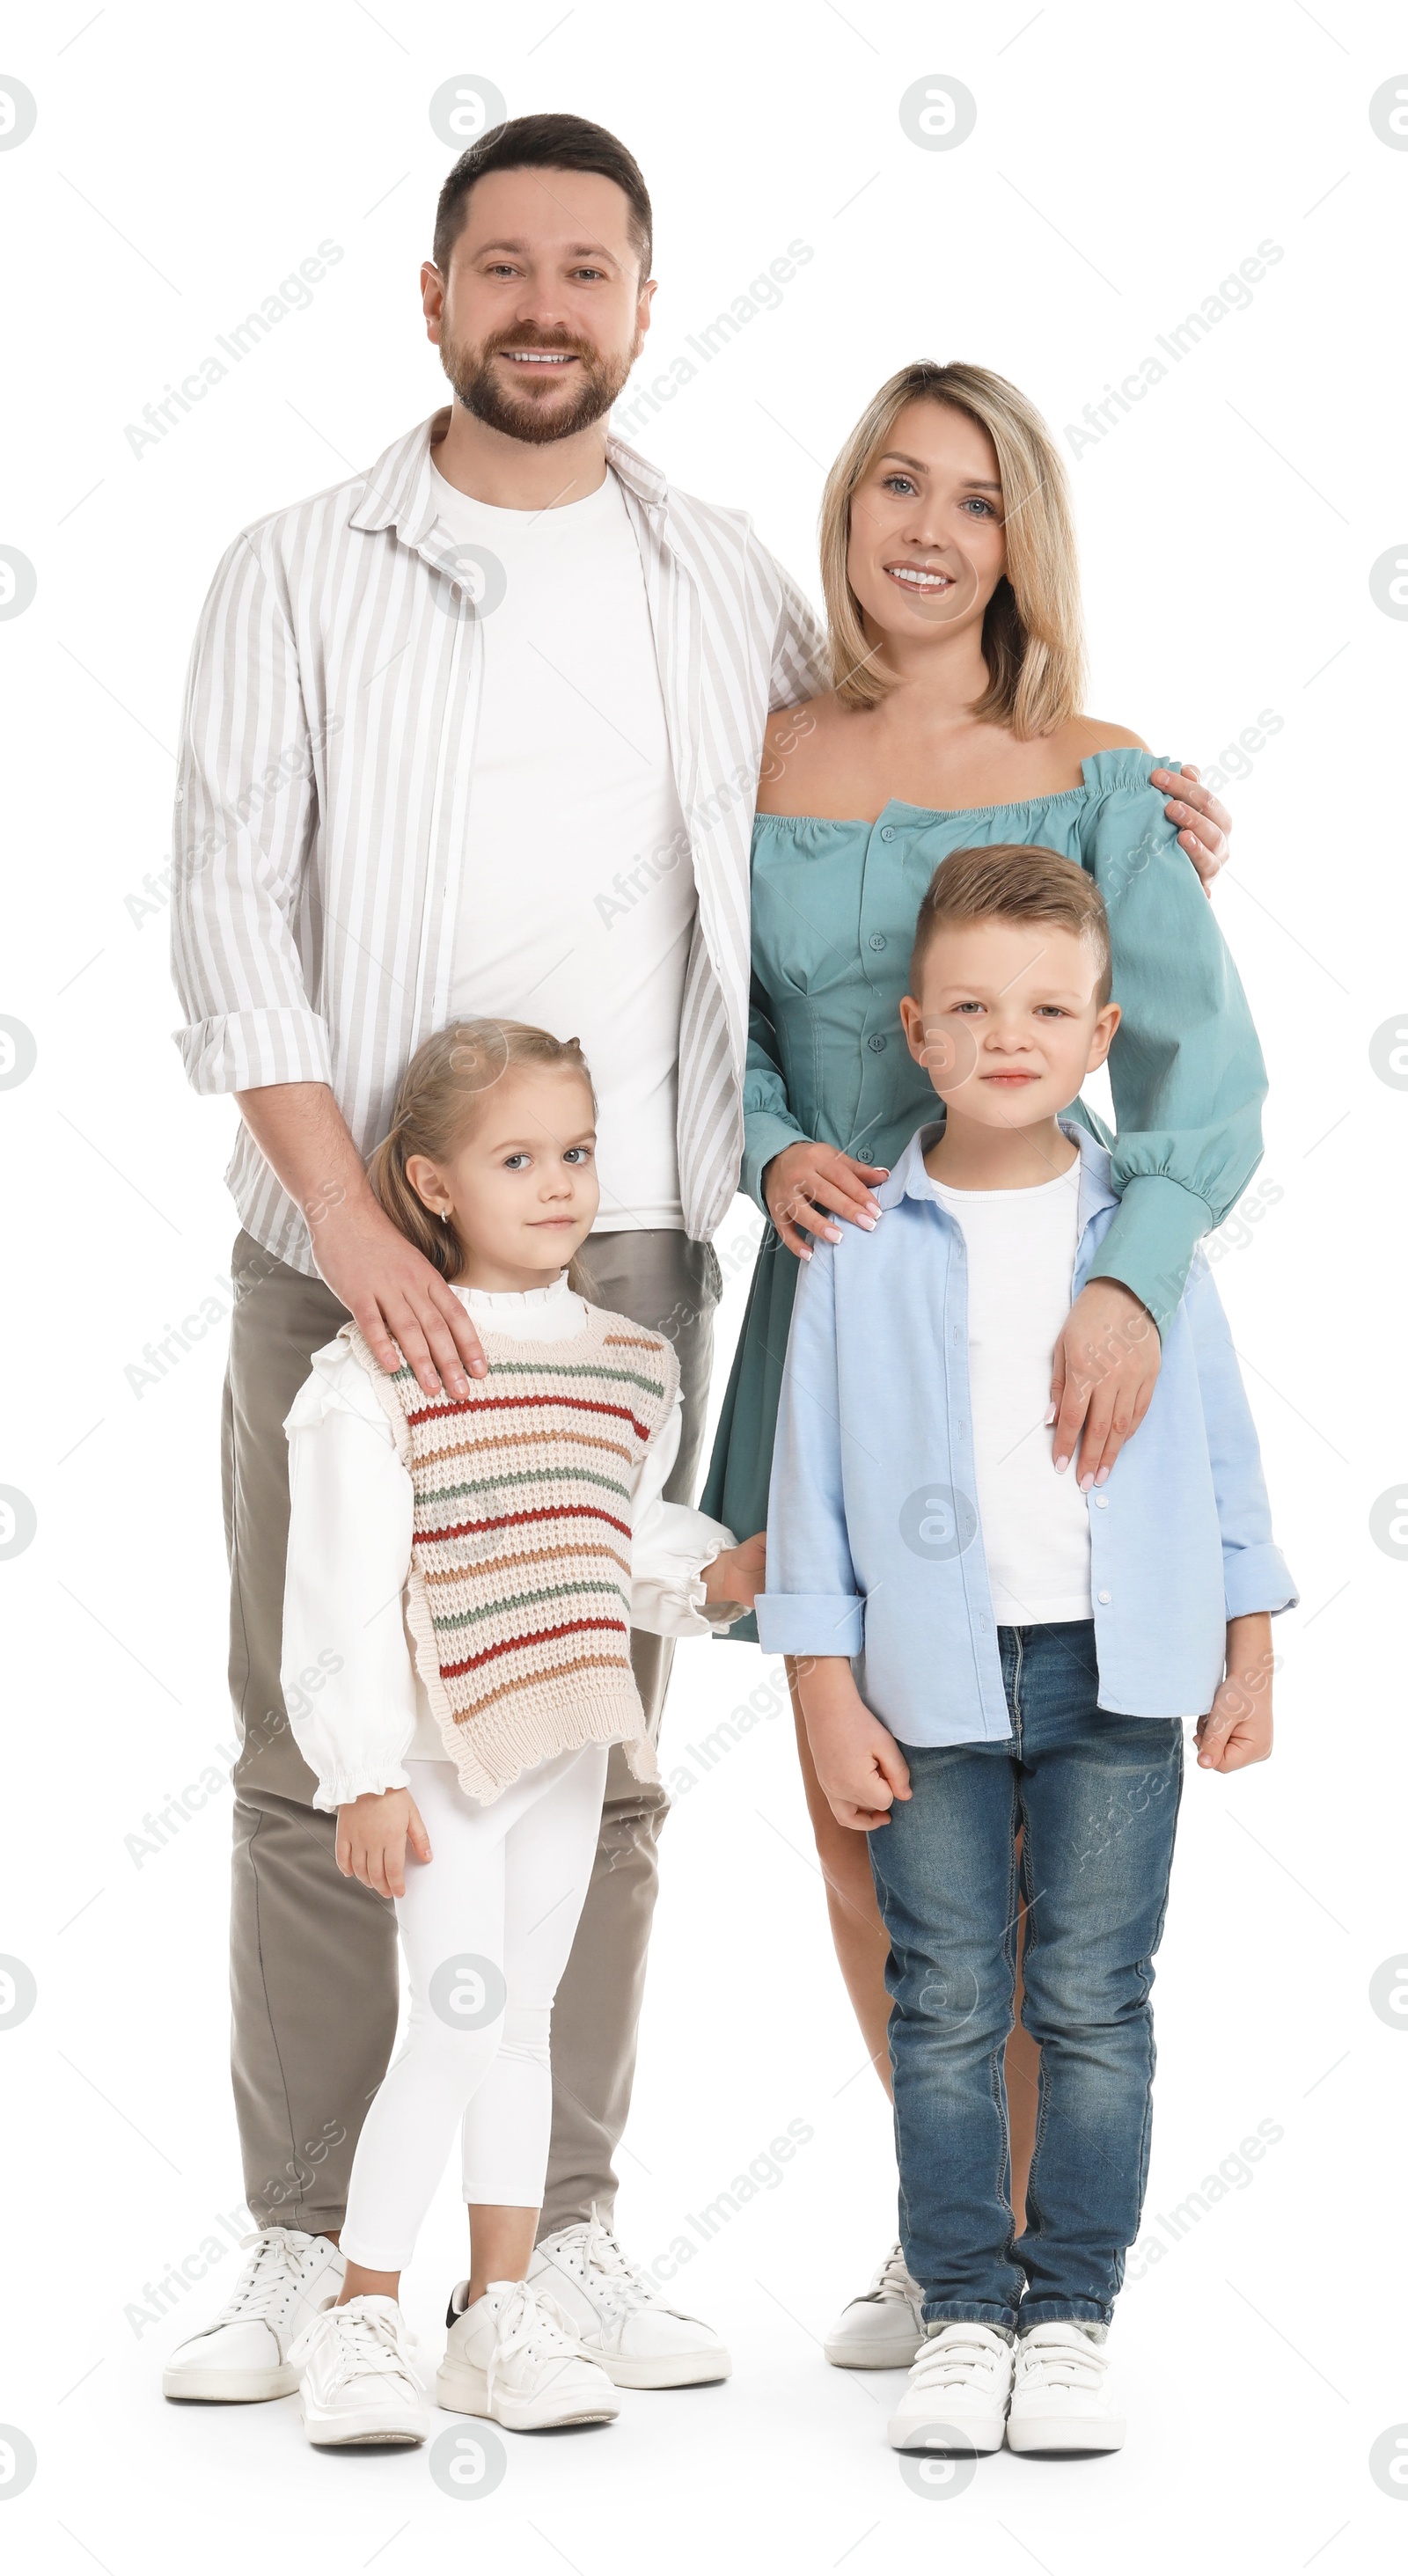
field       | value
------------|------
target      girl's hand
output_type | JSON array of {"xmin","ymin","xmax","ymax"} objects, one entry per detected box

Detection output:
[
  {"xmin": 335, "ymin": 1788, "xmax": 432, "ymax": 1899},
  {"xmin": 796, "ymin": 1655, "xmax": 912, "ymax": 1831},
  {"xmin": 764, "ymin": 1140, "xmax": 889, "ymax": 1260},
  {"xmin": 1197, "ymin": 1615, "xmax": 1274, "ymax": 1771},
  {"xmin": 1050, "ymin": 1277, "xmax": 1161, "ymax": 1489},
  {"xmin": 702, "ymin": 1531, "xmax": 766, "ymax": 1613}
]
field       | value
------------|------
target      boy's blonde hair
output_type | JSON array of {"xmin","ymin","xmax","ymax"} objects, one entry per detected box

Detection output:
[
  {"xmin": 818, "ymin": 360, "xmax": 1086, "ymax": 735},
  {"xmin": 367, "ymin": 1019, "xmax": 598, "ymax": 1289},
  {"xmin": 909, "ymin": 845, "xmax": 1112, "ymax": 1006}
]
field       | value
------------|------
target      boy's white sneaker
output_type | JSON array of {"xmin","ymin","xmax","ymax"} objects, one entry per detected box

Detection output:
[
  {"xmin": 528, "ymin": 2211, "xmax": 730, "ymax": 2388},
  {"xmin": 888, "ymin": 2322, "xmax": 1015, "ymax": 2455},
  {"xmin": 1006, "ymin": 2320, "xmax": 1125, "ymax": 2453},
  {"xmin": 162, "ymin": 2227, "xmax": 345, "ymax": 2401},
  {"xmin": 825, "ymin": 2241, "xmax": 925, "ymax": 2369},
  {"xmin": 437, "ymin": 2278, "xmax": 620, "ymax": 2431},
  {"xmin": 290, "ymin": 2294, "xmax": 431, "ymax": 2447}
]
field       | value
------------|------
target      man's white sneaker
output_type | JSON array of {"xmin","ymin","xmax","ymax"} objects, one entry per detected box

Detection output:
[
  {"xmin": 162, "ymin": 2227, "xmax": 345, "ymax": 2402},
  {"xmin": 888, "ymin": 2323, "xmax": 1015, "ymax": 2455},
  {"xmin": 825, "ymin": 2242, "xmax": 925, "ymax": 2370},
  {"xmin": 290, "ymin": 2295, "xmax": 431, "ymax": 2447},
  {"xmin": 1006, "ymin": 2320, "xmax": 1125, "ymax": 2454},
  {"xmin": 528, "ymin": 2212, "xmax": 731, "ymax": 2388},
  {"xmin": 437, "ymin": 2279, "xmax": 620, "ymax": 2430}
]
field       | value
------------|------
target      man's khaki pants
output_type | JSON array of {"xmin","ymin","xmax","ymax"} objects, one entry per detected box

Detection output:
[{"xmin": 223, "ymin": 1226, "xmax": 721, "ymax": 2237}]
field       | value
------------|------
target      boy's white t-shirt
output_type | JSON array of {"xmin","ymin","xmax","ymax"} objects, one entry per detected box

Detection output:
[
  {"xmin": 929, "ymin": 1162, "xmax": 1094, "ymax": 1625},
  {"xmin": 430, "ymin": 463, "xmax": 694, "ymax": 1233}
]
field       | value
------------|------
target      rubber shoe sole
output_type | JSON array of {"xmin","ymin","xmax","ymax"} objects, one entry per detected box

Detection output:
[
  {"xmin": 436, "ymin": 2358, "xmax": 619, "ymax": 2431},
  {"xmin": 163, "ymin": 2361, "xmax": 299, "ymax": 2402},
  {"xmin": 302, "ymin": 2400, "xmax": 429, "ymax": 2448},
  {"xmin": 1006, "ymin": 2409, "xmax": 1125, "ymax": 2455},
  {"xmin": 589, "ymin": 2345, "xmax": 731, "ymax": 2389},
  {"xmin": 825, "ymin": 2329, "xmax": 923, "ymax": 2371},
  {"xmin": 888, "ymin": 2410, "xmax": 1006, "ymax": 2455}
]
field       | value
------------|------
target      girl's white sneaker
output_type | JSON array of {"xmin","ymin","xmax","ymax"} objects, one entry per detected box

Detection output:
[
  {"xmin": 887, "ymin": 2322, "xmax": 1015, "ymax": 2455},
  {"xmin": 825, "ymin": 2242, "xmax": 925, "ymax": 2369},
  {"xmin": 290, "ymin": 2295, "xmax": 432, "ymax": 2447},
  {"xmin": 437, "ymin": 2278, "xmax": 620, "ymax": 2431},
  {"xmin": 162, "ymin": 2228, "xmax": 346, "ymax": 2402},
  {"xmin": 1006, "ymin": 2320, "xmax": 1126, "ymax": 2453}
]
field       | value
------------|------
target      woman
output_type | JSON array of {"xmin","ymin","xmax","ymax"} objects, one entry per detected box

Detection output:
[{"xmin": 700, "ymin": 361, "xmax": 1264, "ymax": 2367}]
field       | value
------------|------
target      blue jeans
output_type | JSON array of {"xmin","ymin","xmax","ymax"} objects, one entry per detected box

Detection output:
[{"xmin": 867, "ymin": 1621, "xmax": 1183, "ymax": 2331}]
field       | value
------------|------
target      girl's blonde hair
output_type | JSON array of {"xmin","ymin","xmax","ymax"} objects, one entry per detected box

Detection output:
[
  {"xmin": 818, "ymin": 360, "xmax": 1086, "ymax": 736},
  {"xmin": 367, "ymin": 1019, "xmax": 598, "ymax": 1292}
]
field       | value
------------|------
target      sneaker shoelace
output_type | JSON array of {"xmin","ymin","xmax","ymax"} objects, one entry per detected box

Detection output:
[
  {"xmin": 862, "ymin": 2243, "xmax": 919, "ymax": 2307},
  {"xmin": 912, "ymin": 2328, "xmax": 1008, "ymax": 2391},
  {"xmin": 553, "ymin": 2208, "xmax": 657, "ymax": 2319},
  {"xmin": 484, "ymin": 2281, "xmax": 583, "ymax": 2410},
  {"xmin": 205, "ymin": 2228, "xmax": 319, "ymax": 2330},
  {"xmin": 291, "ymin": 2302, "xmax": 420, "ymax": 2393},
  {"xmin": 1016, "ymin": 2330, "xmax": 1106, "ymax": 2396}
]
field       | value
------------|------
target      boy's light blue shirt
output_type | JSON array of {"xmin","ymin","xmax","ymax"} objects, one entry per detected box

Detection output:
[{"xmin": 755, "ymin": 1120, "xmax": 1297, "ymax": 1744}]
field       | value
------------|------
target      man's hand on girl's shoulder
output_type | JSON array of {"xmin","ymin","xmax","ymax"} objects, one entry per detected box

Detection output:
[
  {"xmin": 336, "ymin": 1788, "xmax": 432, "ymax": 1898},
  {"xmin": 1195, "ymin": 1614, "xmax": 1274, "ymax": 1772}
]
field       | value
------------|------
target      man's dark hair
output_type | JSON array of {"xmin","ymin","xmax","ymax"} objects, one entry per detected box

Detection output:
[{"xmin": 432, "ymin": 112, "xmax": 653, "ymax": 279}]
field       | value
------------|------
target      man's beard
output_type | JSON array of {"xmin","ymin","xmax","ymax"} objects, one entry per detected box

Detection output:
[{"xmin": 441, "ymin": 323, "xmax": 634, "ymax": 445}]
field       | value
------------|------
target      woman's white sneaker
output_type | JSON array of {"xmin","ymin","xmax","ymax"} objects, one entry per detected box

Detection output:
[
  {"xmin": 1006, "ymin": 2321, "xmax": 1125, "ymax": 2453},
  {"xmin": 528, "ymin": 2212, "xmax": 730, "ymax": 2388},
  {"xmin": 290, "ymin": 2295, "xmax": 431, "ymax": 2447},
  {"xmin": 888, "ymin": 2323, "xmax": 1015, "ymax": 2455},
  {"xmin": 437, "ymin": 2279, "xmax": 620, "ymax": 2431},
  {"xmin": 162, "ymin": 2228, "xmax": 345, "ymax": 2402},
  {"xmin": 825, "ymin": 2242, "xmax": 925, "ymax": 2370}
]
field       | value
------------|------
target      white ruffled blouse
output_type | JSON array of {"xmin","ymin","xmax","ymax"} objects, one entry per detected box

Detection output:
[{"xmin": 280, "ymin": 1276, "xmax": 737, "ymax": 1810}]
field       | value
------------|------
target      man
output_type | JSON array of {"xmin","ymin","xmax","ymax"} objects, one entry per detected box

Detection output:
[{"xmin": 163, "ymin": 113, "xmax": 1231, "ymax": 2404}]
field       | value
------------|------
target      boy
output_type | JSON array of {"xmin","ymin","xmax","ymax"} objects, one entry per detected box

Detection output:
[{"xmin": 755, "ymin": 845, "xmax": 1295, "ymax": 2456}]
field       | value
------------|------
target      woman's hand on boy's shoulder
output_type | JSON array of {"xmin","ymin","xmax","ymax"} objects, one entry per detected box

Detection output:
[
  {"xmin": 1196, "ymin": 1615, "xmax": 1274, "ymax": 1772},
  {"xmin": 336, "ymin": 1787, "xmax": 432, "ymax": 1898}
]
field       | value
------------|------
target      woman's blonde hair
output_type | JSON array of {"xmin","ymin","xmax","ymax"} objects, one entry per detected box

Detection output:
[
  {"xmin": 818, "ymin": 360, "xmax": 1085, "ymax": 736},
  {"xmin": 367, "ymin": 1019, "xmax": 598, "ymax": 1292}
]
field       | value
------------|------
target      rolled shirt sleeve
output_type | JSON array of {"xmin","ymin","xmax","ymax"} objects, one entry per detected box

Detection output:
[
  {"xmin": 754, "ymin": 1240, "xmax": 866, "ymax": 1657},
  {"xmin": 1181, "ymin": 1254, "xmax": 1298, "ymax": 1620},
  {"xmin": 1080, "ymin": 760, "xmax": 1268, "ymax": 1331},
  {"xmin": 281, "ymin": 1343, "xmax": 421, "ymax": 1809},
  {"xmin": 171, "ymin": 530, "xmax": 332, "ymax": 1095}
]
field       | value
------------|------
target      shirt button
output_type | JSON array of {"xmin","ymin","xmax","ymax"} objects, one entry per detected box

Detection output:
[
  {"xmin": 1097, "ymin": 1588, "xmax": 1112, "ymax": 1605},
  {"xmin": 868, "ymin": 933, "xmax": 887, "ymax": 950},
  {"xmin": 880, "ymin": 824, "xmax": 896, "ymax": 842},
  {"xmin": 1094, "ymin": 1493, "xmax": 1109, "ymax": 1510},
  {"xmin": 868, "ymin": 1033, "xmax": 887, "ymax": 1051}
]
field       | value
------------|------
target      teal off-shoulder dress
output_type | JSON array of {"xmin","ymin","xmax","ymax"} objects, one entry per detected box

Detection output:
[{"xmin": 700, "ymin": 750, "xmax": 1268, "ymax": 1638}]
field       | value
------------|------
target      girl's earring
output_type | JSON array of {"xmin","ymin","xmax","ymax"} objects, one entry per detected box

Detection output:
[{"xmin": 439, "ymin": 1207, "xmax": 451, "ymax": 1226}]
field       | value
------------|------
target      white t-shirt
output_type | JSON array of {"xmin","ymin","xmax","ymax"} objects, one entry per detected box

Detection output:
[
  {"xmin": 432, "ymin": 463, "xmax": 694, "ymax": 1233},
  {"xmin": 930, "ymin": 1162, "xmax": 1094, "ymax": 1625}
]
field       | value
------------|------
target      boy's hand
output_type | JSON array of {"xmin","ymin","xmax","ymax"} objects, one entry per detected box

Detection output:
[
  {"xmin": 336, "ymin": 1787, "xmax": 432, "ymax": 1899},
  {"xmin": 702, "ymin": 1530, "xmax": 766, "ymax": 1614},
  {"xmin": 796, "ymin": 1655, "xmax": 912, "ymax": 1831},
  {"xmin": 1196, "ymin": 1614, "xmax": 1274, "ymax": 1772},
  {"xmin": 1051, "ymin": 1277, "xmax": 1161, "ymax": 1489}
]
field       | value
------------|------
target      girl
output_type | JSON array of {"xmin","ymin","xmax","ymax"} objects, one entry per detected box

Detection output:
[
  {"xmin": 282, "ymin": 1019, "xmax": 762, "ymax": 2445},
  {"xmin": 700, "ymin": 361, "xmax": 1266, "ymax": 2367}
]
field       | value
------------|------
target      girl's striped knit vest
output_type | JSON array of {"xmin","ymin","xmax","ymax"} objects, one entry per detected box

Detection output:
[{"xmin": 342, "ymin": 1302, "xmax": 678, "ymax": 1804}]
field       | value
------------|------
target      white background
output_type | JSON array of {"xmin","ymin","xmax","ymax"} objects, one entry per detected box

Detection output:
[{"xmin": 1, "ymin": 2, "xmax": 1404, "ymax": 2569}]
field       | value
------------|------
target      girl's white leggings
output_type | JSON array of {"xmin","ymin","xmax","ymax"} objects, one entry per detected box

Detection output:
[{"xmin": 340, "ymin": 1745, "xmax": 609, "ymax": 2272}]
